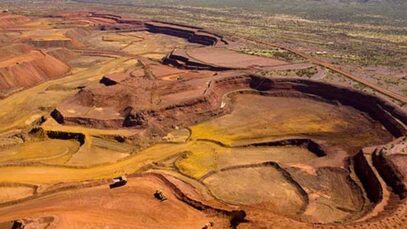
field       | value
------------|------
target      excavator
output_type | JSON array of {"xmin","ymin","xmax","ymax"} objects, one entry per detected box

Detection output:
[{"xmin": 154, "ymin": 190, "xmax": 167, "ymax": 201}]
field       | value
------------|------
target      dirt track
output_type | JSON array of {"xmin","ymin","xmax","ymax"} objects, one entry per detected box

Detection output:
[
  {"xmin": 0, "ymin": 175, "xmax": 229, "ymax": 228},
  {"xmin": 245, "ymin": 38, "xmax": 407, "ymax": 104}
]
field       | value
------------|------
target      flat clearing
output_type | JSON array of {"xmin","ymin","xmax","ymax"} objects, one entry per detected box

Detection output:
[
  {"xmin": 186, "ymin": 47, "xmax": 288, "ymax": 68},
  {"xmin": 0, "ymin": 139, "xmax": 79, "ymax": 165},
  {"xmin": 203, "ymin": 166, "xmax": 306, "ymax": 216},
  {"xmin": 192, "ymin": 95, "xmax": 391, "ymax": 150}
]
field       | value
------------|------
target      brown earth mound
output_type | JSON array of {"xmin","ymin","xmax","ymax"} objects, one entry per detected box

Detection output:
[
  {"xmin": 0, "ymin": 13, "xmax": 30, "ymax": 27},
  {"xmin": 0, "ymin": 44, "xmax": 70, "ymax": 95}
]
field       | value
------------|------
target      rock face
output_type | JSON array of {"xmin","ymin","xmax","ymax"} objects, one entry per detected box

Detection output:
[
  {"xmin": 123, "ymin": 111, "xmax": 148, "ymax": 128},
  {"xmin": 353, "ymin": 151, "xmax": 383, "ymax": 203},
  {"xmin": 373, "ymin": 137, "xmax": 407, "ymax": 199},
  {"xmin": 144, "ymin": 21, "xmax": 227, "ymax": 46}
]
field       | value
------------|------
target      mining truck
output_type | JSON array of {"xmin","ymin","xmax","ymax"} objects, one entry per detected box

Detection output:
[{"xmin": 109, "ymin": 176, "xmax": 127, "ymax": 189}]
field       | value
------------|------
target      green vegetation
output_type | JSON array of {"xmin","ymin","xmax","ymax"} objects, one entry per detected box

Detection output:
[
  {"xmin": 296, "ymin": 67, "xmax": 318, "ymax": 78},
  {"xmin": 71, "ymin": 0, "xmax": 407, "ymax": 26},
  {"xmin": 239, "ymin": 47, "xmax": 301, "ymax": 61}
]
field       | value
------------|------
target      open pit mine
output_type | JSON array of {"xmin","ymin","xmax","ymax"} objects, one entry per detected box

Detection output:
[{"xmin": 0, "ymin": 10, "xmax": 406, "ymax": 229}]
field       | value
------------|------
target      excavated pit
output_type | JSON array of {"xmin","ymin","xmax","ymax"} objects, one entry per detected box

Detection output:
[
  {"xmin": 49, "ymin": 69, "xmax": 407, "ymax": 224},
  {"xmin": 0, "ymin": 11, "xmax": 406, "ymax": 228}
]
